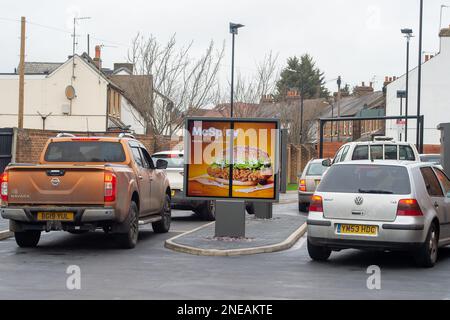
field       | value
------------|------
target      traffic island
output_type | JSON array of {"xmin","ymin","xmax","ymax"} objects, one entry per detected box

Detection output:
[{"xmin": 165, "ymin": 214, "xmax": 307, "ymax": 256}]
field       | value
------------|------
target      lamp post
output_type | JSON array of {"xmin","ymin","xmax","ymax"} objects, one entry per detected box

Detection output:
[
  {"xmin": 336, "ymin": 76, "xmax": 342, "ymax": 142},
  {"xmin": 287, "ymin": 67, "xmax": 307, "ymax": 143},
  {"xmin": 440, "ymin": 5, "xmax": 450, "ymax": 52},
  {"xmin": 401, "ymin": 28, "xmax": 413, "ymax": 142},
  {"xmin": 416, "ymin": 0, "xmax": 424, "ymax": 153},
  {"xmin": 229, "ymin": 22, "xmax": 244, "ymax": 118}
]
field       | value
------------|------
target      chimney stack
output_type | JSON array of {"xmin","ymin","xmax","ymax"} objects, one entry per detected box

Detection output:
[{"xmin": 93, "ymin": 45, "xmax": 102, "ymax": 69}]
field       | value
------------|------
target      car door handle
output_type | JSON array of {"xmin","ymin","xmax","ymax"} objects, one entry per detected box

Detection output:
[
  {"xmin": 434, "ymin": 202, "xmax": 440, "ymax": 208},
  {"xmin": 138, "ymin": 175, "xmax": 144, "ymax": 180}
]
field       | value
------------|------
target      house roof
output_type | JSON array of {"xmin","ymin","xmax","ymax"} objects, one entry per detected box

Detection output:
[
  {"xmin": 20, "ymin": 62, "xmax": 63, "ymax": 74},
  {"xmin": 320, "ymin": 91, "xmax": 385, "ymax": 118}
]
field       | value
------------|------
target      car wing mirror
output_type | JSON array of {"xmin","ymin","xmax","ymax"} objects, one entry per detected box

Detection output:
[
  {"xmin": 156, "ymin": 159, "xmax": 168, "ymax": 170},
  {"xmin": 322, "ymin": 159, "xmax": 332, "ymax": 167}
]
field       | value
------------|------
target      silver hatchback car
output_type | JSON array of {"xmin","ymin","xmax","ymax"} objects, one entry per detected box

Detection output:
[
  {"xmin": 298, "ymin": 159, "xmax": 328, "ymax": 212},
  {"xmin": 307, "ymin": 161, "xmax": 450, "ymax": 268}
]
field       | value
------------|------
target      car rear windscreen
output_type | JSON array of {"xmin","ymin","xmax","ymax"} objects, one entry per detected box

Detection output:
[
  {"xmin": 307, "ymin": 163, "xmax": 327, "ymax": 176},
  {"xmin": 152, "ymin": 154, "xmax": 184, "ymax": 168},
  {"xmin": 44, "ymin": 142, "xmax": 126, "ymax": 162},
  {"xmin": 317, "ymin": 164, "xmax": 411, "ymax": 195}
]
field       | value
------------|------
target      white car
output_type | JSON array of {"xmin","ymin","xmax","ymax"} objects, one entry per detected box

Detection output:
[
  {"xmin": 152, "ymin": 151, "xmax": 216, "ymax": 221},
  {"xmin": 327, "ymin": 137, "xmax": 421, "ymax": 166}
]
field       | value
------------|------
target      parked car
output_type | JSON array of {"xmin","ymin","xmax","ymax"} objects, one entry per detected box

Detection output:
[
  {"xmin": 298, "ymin": 159, "xmax": 328, "ymax": 212},
  {"xmin": 152, "ymin": 151, "xmax": 217, "ymax": 221},
  {"xmin": 420, "ymin": 154, "xmax": 442, "ymax": 166},
  {"xmin": 0, "ymin": 133, "xmax": 172, "ymax": 249},
  {"xmin": 324, "ymin": 137, "xmax": 421, "ymax": 167},
  {"xmin": 307, "ymin": 161, "xmax": 450, "ymax": 267}
]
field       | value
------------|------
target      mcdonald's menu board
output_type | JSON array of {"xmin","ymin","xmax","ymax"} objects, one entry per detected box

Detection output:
[{"xmin": 184, "ymin": 118, "xmax": 279, "ymax": 201}]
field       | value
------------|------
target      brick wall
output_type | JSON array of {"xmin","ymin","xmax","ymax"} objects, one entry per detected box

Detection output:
[
  {"xmin": 13, "ymin": 129, "xmax": 167, "ymax": 164},
  {"xmin": 322, "ymin": 141, "xmax": 344, "ymax": 159},
  {"xmin": 423, "ymin": 144, "xmax": 441, "ymax": 154},
  {"xmin": 287, "ymin": 143, "xmax": 317, "ymax": 184}
]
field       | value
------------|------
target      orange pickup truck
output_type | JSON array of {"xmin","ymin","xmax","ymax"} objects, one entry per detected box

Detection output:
[{"xmin": 0, "ymin": 133, "xmax": 172, "ymax": 249}]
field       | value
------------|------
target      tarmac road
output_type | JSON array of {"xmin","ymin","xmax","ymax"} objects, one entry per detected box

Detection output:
[{"xmin": 0, "ymin": 202, "xmax": 450, "ymax": 300}]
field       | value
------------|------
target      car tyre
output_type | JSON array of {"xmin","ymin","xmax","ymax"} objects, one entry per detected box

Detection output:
[
  {"xmin": 117, "ymin": 201, "xmax": 139, "ymax": 249},
  {"xmin": 307, "ymin": 239, "xmax": 331, "ymax": 261},
  {"xmin": 246, "ymin": 202, "xmax": 256, "ymax": 215},
  {"xmin": 414, "ymin": 222, "xmax": 439, "ymax": 268},
  {"xmin": 199, "ymin": 200, "xmax": 216, "ymax": 221},
  {"xmin": 153, "ymin": 195, "xmax": 172, "ymax": 233},
  {"xmin": 15, "ymin": 231, "xmax": 41, "ymax": 248},
  {"xmin": 299, "ymin": 202, "xmax": 308, "ymax": 213}
]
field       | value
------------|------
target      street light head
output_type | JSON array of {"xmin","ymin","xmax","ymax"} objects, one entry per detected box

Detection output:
[
  {"xmin": 230, "ymin": 22, "xmax": 245, "ymax": 35},
  {"xmin": 401, "ymin": 28, "xmax": 413, "ymax": 35}
]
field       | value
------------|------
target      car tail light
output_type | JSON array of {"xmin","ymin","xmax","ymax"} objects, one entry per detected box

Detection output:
[
  {"xmin": 299, "ymin": 179, "xmax": 307, "ymax": 192},
  {"xmin": 309, "ymin": 195, "xmax": 323, "ymax": 212},
  {"xmin": 1, "ymin": 172, "xmax": 8, "ymax": 202},
  {"xmin": 104, "ymin": 172, "xmax": 117, "ymax": 202},
  {"xmin": 397, "ymin": 199, "xmax": 423, "ymax": 216}
]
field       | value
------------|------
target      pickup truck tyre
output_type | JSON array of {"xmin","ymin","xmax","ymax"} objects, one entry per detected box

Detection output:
[
  {"xmin": 117, "ymin": 201, "xmax": 139, "ymax": 249},
  {"xmin": 153, "ymin": 195, "xmax": 171, "ymax": 233},
  {"xmin": 15, "ymin": 231, "xmax": 41, "ymax": 248}
]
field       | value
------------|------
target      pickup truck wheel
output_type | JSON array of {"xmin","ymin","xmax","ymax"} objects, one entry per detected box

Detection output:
[
  {"xmin": 152, "ymin": 195, "xmax": 171, "ymax": 233},
  {"xmin": 200, "ymin": 201, "xmax": 216, "ymax": 221},
  {"xmin": 15, "ymin": 231, "xmax": 41, "ymax": 248},
  {"xmin": 117, "ymin": 201, "xmax": 139, "ymax": 249}
]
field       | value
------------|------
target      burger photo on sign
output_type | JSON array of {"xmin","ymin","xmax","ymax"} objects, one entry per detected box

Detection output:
[{"xmin": 207, "ymin": 146, "xmax": 274, "ymax": 186}]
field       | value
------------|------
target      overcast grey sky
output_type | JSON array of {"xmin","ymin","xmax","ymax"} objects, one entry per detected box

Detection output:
[{"xmin": 1, "ymin": 0, "xmax": 449, "ymax": 92}]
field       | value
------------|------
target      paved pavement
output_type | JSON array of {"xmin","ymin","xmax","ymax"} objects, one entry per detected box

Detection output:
[
  {"xmin": 170, "ymin": 213, "xmax": 306, "ymax": 251},
  {"xmin": 1, "ymin": 200, "xmax": 450, "ymax": 300}
]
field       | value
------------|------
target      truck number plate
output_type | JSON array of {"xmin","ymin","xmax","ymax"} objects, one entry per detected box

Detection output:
[{"xmin": 37, "ymin": 212, "xmax": 74, "ymax": 222}]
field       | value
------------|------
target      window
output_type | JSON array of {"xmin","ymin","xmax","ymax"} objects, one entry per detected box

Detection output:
[
  {"xmin": 352, "ymin": 145, "xmax": 369, "ymax": 160},
  {"xmin": 434, "ymin": 169, "xmax": 450, "ymax": 196},
  {"xmin": 399, "ymin": 145, "xmax": 416, "ymax": 161},
  {"xmin": 152, "ymin": 154, "xmax": 184, "ymax": 168},
  {"xmin": 333, "ymin": 147, "xmax": 344, "ymax": 164},
  {"xmin": 131, "ymin": 147, "xmax": 144, "ymax": 168},
  {"xmin": 420, "ymin": 167, "xmax": 444, "ymax": 197},
  {"xmin": 140, "ymin": 148, "xmax": 155, "ymax": 169},
  {"xmin": 385, "ymin": 145, "xmax": 398, "ymax": 160},
  {"xmin": 306, "ymin": 163, "xmax": 328, "ymax": 176},
  {"xmin": 317, "ymin": 164, "xmax": 411, "ymax": 195},
  {"xmin": 45, "ymin": 142, "xmax": 126, "ymax": 163},
  {"xmin": 340, "ymin": 145, "xmax": 350, "ymax": 162},
  {"xmin": 370, "ymin": 145, "xmax": 384, "ymax": 160}
]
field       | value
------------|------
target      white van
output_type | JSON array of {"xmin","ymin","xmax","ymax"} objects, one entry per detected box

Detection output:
[{"xmin": 328, "ymin": 137, "xmax": 421, "ymax": 165}]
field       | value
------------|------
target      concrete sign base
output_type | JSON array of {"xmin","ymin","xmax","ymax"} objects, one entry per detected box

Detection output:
[
  {"xmin": 254, "ymin": 202, "xmax": 273, "ymax": 219},
  {"xmin": 215, "ymin": 201, "xmax": 246, "ymax": 238}
]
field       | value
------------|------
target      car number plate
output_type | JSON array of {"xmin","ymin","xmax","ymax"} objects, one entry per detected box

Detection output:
[
  {"xmin": 336, "ymin": 224, "xmax": 378, "ymax": 236},
  {"xmin": 171, "ymin": 190, "xmax": 176, "ymax": 197},
  {"xmin": 37, "ymin": 212, "xmax": 74, "ymax": 222},
  {"xmin": 315, "ymin": 180, "xmax": 321, "ymax": 187}
]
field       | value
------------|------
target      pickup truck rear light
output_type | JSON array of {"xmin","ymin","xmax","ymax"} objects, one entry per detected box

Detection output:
[
  {"xmin": 299, "ymin": 179, "xmax": 307, "ymax": 192},
  {"xmin": 397, "ymin": 199, "xmax": 423, "ymax": 216},
  {"xmin": 309, "ymin": 195, "xmax": 323, "ymax": 213},
  {"xmin": 1, "ymin": 172, "xmax": 8, "ymax": 202},
  {"xmin": 104, "ymin": 172, "xmax": 117, "ymax": 202}
]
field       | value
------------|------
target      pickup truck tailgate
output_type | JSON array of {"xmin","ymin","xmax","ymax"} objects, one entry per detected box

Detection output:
[{"xmin": 7, "ymin": 165, "xmax": 105, "ymax": 205}]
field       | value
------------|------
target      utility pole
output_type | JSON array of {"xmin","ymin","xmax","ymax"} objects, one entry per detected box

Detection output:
[
  {"xmin": 416, "ymin": 0, "xmax": 424, "ymax": 153},
  {"xmin": 336, "ymin": 76, "xmax": 342, "ymax": 142},
  {"xmin": 18, "ymin": 16, "xmax": 26, "ymax": 129}
]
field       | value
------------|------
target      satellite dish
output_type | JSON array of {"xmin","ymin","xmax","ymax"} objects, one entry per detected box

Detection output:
[{"xmin": 65, "ymin": 85, "xmax": 76, "ymax": 100}]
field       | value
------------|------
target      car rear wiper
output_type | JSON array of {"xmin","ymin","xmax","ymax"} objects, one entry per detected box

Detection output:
[{"xmin": 358, "ymin": 189, "xmax": 394, "ymax": 195}]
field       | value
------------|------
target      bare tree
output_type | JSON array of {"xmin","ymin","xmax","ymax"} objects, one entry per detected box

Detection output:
[
  {"xmin": 127, "ymin": 33, "xmax": 224, "ymax": 136},
  {"xmin": 216, "ymin": 51, "xmax": 279, "ymax": 118}
]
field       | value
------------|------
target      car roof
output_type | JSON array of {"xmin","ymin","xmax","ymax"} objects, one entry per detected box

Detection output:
[
  {"xmin": 333, "ymin": 160, "xmax": 432, "ymax": 168},
  {"xmin": 153, "ymin": 150, "xmax": 184, "ymax": 156},
  {"xmin": 343, "ymin": 141, "xmax": 413, "ymax": 146}
]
